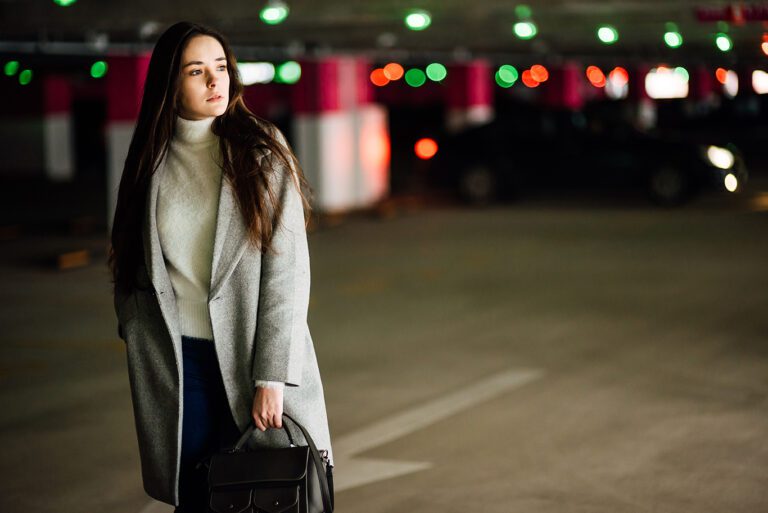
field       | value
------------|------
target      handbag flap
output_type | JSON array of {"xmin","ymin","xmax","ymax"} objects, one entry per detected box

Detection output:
[
  {"xmin": 252, "ymin": 486, "xmax": 299, "ymax": 513},
  {"xmin": 209, "ymin": 488, "xmax": 251, "ymax": 513},
  {"xmin": 208, "ymin": 446, "xmax": 310, "ymax": 487}
]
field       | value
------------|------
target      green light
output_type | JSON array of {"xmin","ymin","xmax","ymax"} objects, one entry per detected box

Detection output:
[
  {"xmin": 674, "ymin": 66, "xmax": 689, "ymax": 81},
  {"xmin": 715, "ymin": 33, "xmax": 732, "ymax": 52},
  {"xmin": 425, "ymin": 63, "xmax": 447, "ymax": 81},
  {"xmin": 260, "ymin": 3, "xmax": 289, "ymax": 25},
  {"xmin": 497, "ymin": 64, "xmax": 518, "ymax": 85},
  {"xmin": 515, "ymin": 5, "xmax": 532, "ymax": 19},
  {"xmin": 18, "ymin": 69, "xmax": 32, "ymax": 85},
  {"xmin": 664, "ymin": 31, "xmax": 683, "ymax": 48},
  {"xmin": 495, "ymin": 71, "xmax": 514, "ymax": 88},
  {"xmin": 405, "ymin": 10, "xmax": 431, "ymax": 31},
  {"xmin": 90, "ymin": 60, "xmax": 107, "ymax": 78},
  {"xmin": 275, "ymin": 61, "xmax": 301, "ymax": 84},
  {"xmin": 4, "ymin": 60, "xmax": 19, "ymax": 76},
  {"xmin": 597, "ymin": 25, "xmax": 618, "ymax": 44},
  {"xmin": 513, "ymin": 21, "xmax": 537, "ymax": 40},
  {"xmin": 404, "ymin": 68, "xmax": 426, "ymax": 87},
  {"xmin": 53, "ymin": 0, "xmax": 77, "ymax": 6}
]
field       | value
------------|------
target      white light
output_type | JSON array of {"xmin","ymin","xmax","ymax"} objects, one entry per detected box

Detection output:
[
  {"xmin": 724, "ymin": 173, "xmax": 738, "ymax": 192},
  {"xmin": 752, "ymin": 70, "xmax": 768, "ymax": 95},
  {"xmin": 707, "ymin": 146, "xmax": 735, "ymax": 170},
  {"xmin": 237, "ymin": 62, "xmax": 276, "ymax": 85},
  {"xmin": 723, "ymin": 70, "xmax": 738, "ymax": 97},
  {"xmin": 645, "ymin": 67, "xmax": 689, "ymax": 99}
]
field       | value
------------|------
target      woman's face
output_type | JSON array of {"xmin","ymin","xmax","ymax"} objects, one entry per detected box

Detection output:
[{"xmin": 177, "ymin": 35, "xmax": 231, "ymax": 120}]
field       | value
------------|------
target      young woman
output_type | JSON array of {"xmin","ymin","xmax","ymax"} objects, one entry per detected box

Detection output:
[{"xmin": 108, "ymin": 21, "xmax": 334, "ymax": 512}]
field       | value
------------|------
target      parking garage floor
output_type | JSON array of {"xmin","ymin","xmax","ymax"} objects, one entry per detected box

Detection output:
[{"xmin": 1, "ymin": 188, "xmax": 767, "ymax": 513}]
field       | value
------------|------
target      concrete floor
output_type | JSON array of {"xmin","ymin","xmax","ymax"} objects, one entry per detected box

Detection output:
[{"xmin": 1, "ymin": 190, "xmax": 767, "ymax": 512}]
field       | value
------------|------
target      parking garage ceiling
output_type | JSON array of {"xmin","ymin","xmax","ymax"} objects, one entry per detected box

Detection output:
[{"xmin": 1, "ymin": 1, "xmax": 766, "ymax": 62}]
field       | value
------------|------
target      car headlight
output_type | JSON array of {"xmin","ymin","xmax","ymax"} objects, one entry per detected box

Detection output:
[
  {"xmin": 724, "ymin": 173, "xmax": 738, "ymax": 192},
  {"xmin": 707, "ymin": 145, "xmax": 735, "ymax": 170}
]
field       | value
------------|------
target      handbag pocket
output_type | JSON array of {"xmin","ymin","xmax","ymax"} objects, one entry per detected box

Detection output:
[
  {"xmin": 209, "ymin": 485, "xmax": 299, "ymax": 513},
  {"xmin": 253, "ymin": 486, "xmax": 300, "ymax": 513},
  {"xmin": 209, "ymin": 488, "xmax": 252, "ymax": 513}
]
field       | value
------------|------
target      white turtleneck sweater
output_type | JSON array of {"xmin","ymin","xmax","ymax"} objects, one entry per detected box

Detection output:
[{"xmin": 157, "ymin": 115, "xmax": 283, "ymax": 390}]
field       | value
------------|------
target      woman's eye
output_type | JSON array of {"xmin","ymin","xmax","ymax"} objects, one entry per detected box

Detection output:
[
  {"xmin": 190, "ymin": 69, "xmax": 201, "ymax": 76},
  {"xmin": 218, "ymin": 65, "xmax": 227, "ymax": 71}
]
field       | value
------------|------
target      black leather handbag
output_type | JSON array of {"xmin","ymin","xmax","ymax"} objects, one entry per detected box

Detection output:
[{"xmin": 203, "ymin": 412, "xmax": 334, "ymax": 513}]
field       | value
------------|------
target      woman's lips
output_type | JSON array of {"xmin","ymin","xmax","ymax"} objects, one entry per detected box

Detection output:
[{"xmin": 206, "ymin": 94, "xmax": 223, "ymax": 102}]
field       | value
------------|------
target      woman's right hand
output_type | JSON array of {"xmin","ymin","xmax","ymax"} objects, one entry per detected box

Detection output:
[{"xmin": 251, "ymin": 386, "xmax": 284, "ymax": 431}]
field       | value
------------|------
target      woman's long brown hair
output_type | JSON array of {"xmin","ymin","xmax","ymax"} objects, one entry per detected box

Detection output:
[{"xmin": 108, "ymin": 21, "xmax": 313, "ymax": 295}]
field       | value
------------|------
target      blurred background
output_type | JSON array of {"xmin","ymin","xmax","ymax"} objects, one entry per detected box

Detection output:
[{"xmin": 1, "ymin": 1, "xmax": 767, "ymax": 512}]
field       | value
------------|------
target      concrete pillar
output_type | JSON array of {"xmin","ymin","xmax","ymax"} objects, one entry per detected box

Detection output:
[
  {"xmin": 445, "ymin": 60, "xmax": 494, "ymax": 132},
  {"xmin": 43, "ymin": 75, "xmax": 74, "ymax": 182},
  {"xmin": 543, "ymin": 62, "xmax": 583, "ymax": 110},
  {"xmin": 105, "ymin": 54, "xmax": 150, "ymax": 230},
  {"xmin": 292, "ymin": 56, "xmax": 389, "ymax": 213}
]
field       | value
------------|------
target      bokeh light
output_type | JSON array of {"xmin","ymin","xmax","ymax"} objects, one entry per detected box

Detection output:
[
  {"xmin": 414, "ymin": 138, "xmax": 438, "ymax": 159},
  {"xmin": 404, "ymin": 68, "xmax": 427, "ymax": 87},
  {"xmin": 90, "ymin": 60, "xmax": 107, "ymax": 79},
  {"xmin": 370, "ymin": 68, "xmax": 389, "ymax": 86},
  {"xmin": 383, "ymin": 62, "xmax": 404, "ymax": 80},
  {"xmin": 426, "ymin": 62, "xmax": 447, "ymax": 81}
]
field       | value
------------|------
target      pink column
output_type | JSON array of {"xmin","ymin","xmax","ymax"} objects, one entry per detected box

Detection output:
[
  {"xmin": 543, "ymin": 63, "xmax": 583, "ymax": 110},
  {"xmin": 105, "ymin": 54, "xmax": 150, "ymax": 230},
  {"xmin": 291, "ymin": 56, "xmax": 389, "ymax": 212},
  {"xmin": 446, "ymin": 60, "xmax": 494, "ymax": 132}
]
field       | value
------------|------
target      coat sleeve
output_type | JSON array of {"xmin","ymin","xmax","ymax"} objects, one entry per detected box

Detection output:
[{"xmin": 252, "ymin": 128, "xmax": 309, "ymax": 388}]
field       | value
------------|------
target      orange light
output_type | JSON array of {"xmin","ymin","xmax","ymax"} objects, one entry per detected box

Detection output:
[
  {"xmin": 414, "ymin": 138, "xmax": 438, "ymax": 160},
  {"xmin": 530, "ymin": 64, "xmax": 549, "ymax": 82},
  {"xmin": 762, "ymin": 34, "xmax": 768, "ymax": 56},
  {"xmin": 383, "ymin": 62, "xmax": 404, "ymax": 80},
  {"xmin": 716, "ymin": 67, "xmax": 728, "ymax": 84},
  {"xmin": 521, "ymin": 69, "xmax": 540, "ymax": 88},
  {"xmin": 609, "ymin": 66, "xmax": 629, "ymax": 85},
  {"xmin": 370, "ymin": 68, "xmax": 390, "ymax": 87},
  {"xmin": 586, "ymin": 65, "xmax": 606, "ymax": 87}
]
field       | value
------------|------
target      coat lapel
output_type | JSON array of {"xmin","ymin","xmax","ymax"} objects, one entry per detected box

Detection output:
[{"xmin": 143, "ymin": 146, "xmax": 272, "ymax": 302}]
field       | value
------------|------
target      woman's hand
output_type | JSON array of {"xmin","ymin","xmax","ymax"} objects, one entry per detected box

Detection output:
[{"xmin": 252, "ymin": 386, "xmax": 284, "ymax": 431}]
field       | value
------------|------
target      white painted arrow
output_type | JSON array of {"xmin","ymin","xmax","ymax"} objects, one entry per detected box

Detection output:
[{"xmin": 332, "ymin": 368, "xmax": 544, "ymax": 492}]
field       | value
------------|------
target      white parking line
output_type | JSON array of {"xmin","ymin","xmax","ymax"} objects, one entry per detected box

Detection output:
[{"xmin": 332, "ymin": 368, "xmax": 544, "ymax": 491}]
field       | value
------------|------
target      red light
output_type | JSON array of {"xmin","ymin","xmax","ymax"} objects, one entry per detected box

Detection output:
[
  {"xmin": 383, "ymin": 62, "xmax": 404, "ymax": 80},
  {"xmin": 414, "ymin": 138, "xmax": 438, "ymax": 160},
  {"xmin": 370, "ymin": 68, "xmax": 390, "ymax": 87},
  {"xmin": 609, "ymin": 66, "xmax": 628, "ymax": 85},
  {"xmin": 530, "ymin": 64, "xmax": 549, "ymax": 82},
  {"xmin": 715, "ymin": 67, "xmax": 728, "ymax": 84},
  {"xmin": 522, "ymin": 69, "xmax": 540, "ymax": 88},
  {"xmin": 762, "ymin": 33, "xmax": 768, "ymax": 56}
]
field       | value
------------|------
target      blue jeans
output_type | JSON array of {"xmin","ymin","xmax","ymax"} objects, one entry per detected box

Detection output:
[{"xmin": 174, "ymin": 335, "xmax": 242, "ymax": 513}]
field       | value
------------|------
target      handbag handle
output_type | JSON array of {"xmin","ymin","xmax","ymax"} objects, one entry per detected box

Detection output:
[{"xmin": 232, "ymin": 413, "xmax": 334, "ymax": 513}]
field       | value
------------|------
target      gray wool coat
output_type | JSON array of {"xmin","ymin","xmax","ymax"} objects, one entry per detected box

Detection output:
[{"xmin": 113, "ymin": 131, "xmax": 334, "ymax": 506}]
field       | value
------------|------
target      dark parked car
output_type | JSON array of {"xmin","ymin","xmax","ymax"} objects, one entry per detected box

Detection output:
[{"xmin": 422, "ymin": 102, "xmax": 749, "ymax": 206}]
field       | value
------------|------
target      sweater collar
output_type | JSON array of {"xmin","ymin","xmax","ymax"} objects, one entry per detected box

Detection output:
[{"xmin": 174, "ymin": 115, "xmax": 217, "ymax": 144}]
